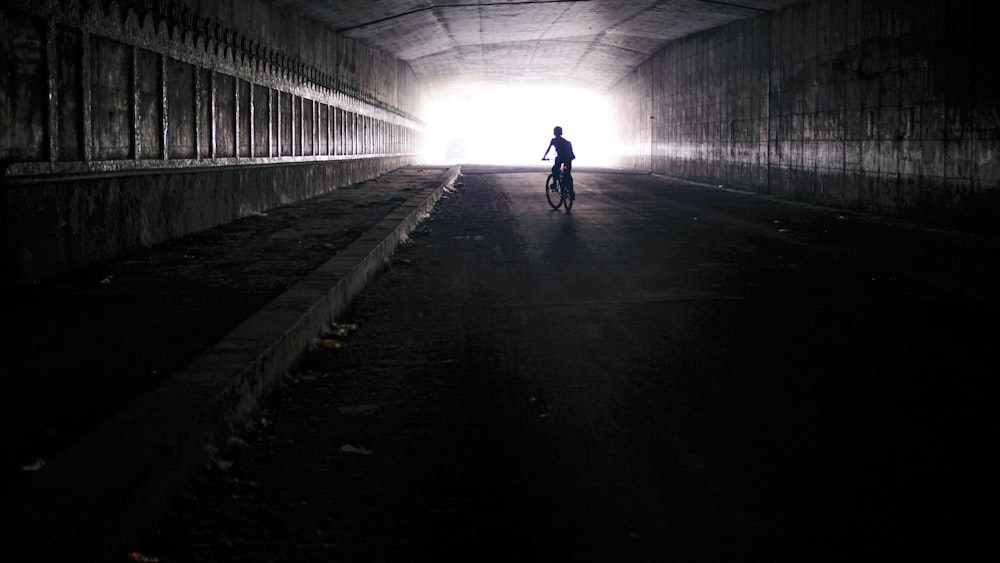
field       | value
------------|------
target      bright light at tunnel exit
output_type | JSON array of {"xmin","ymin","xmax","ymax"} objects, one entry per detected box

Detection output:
[{"xmin": 422, "ymin": 85, "xmax": 617, "ymax": 167}]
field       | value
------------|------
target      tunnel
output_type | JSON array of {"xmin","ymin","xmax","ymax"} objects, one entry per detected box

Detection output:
[
  {"xmin": 3, "ymin": 0, "xmax": 999, "ymax": 287},
  {"xmin": 1, "ymin": 0, "xmax": 998, "ymax": 560}
]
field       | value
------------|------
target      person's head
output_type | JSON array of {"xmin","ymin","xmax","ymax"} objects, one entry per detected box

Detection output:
[{"xmin": 553, "ymin": 126, "xmax": 563, "ymax": 137}]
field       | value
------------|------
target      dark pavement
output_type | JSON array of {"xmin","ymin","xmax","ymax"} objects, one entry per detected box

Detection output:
[
  {"xmin": 0, "ymin": 164, "xmax": 459, "ymax": 561},
  {"xmin": 143, "ymin": 166, "xmax": 993, "ymax": 562},
  {"xmin": 2, "ymin": 164, "xmax": 997, "ymax": 561}
]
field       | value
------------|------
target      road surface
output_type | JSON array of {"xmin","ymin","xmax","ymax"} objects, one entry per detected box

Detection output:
[{"xmin": 137, "ymin": 165, "xmax": 994, "ymax": 562}]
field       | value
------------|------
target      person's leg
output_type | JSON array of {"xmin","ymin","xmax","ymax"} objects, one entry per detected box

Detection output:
[
  {"xmin": 563, "ymin": 162, "xmax": 574, "ymax": 198},
  {"xmin": 551, "ymin": 159, "xmax": 561, "ymax": 187}
]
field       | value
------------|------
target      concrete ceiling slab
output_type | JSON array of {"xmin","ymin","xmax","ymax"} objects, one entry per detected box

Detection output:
[{"xmin": 269, "ymin": 0, "xmax": 801, "ymax": 92}]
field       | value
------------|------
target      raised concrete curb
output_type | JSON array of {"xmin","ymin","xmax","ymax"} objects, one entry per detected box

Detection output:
[{"xmin": 0, "ymin": 165, "xmax": 461, "ymax": 562}]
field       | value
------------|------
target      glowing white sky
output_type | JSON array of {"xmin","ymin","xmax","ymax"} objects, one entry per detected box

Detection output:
[{"xmin": 422, "ymin": 84, "xmax": 616, "ymax": 167}]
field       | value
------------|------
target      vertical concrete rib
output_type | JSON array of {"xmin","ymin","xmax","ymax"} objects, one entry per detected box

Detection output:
[
  {"xmin": 81, "ymin": 31, "xmax": 92, "ymax": 163},
  {"xmin": 327, "ymin": 103, "xmax": 333, "ymax": 155},
  {"xmin": 249, "ymin": 79, "xmax": 255, "ymax": 157},
  {"xmin": 46, "ymin": 20, "xmax": 58, "ymax": 164},
  {"xmin": 766, "ymin": 13, "xmax": 772, "ymax": 193},
  {"xmin": 291, "ymin": 95, "xmax": 297, "ymax": 156},
  {"xmin": 210, "ymin": 70, "xmax": 217, "ymax": 159},
  {"xmin": 131, "ymin": 46, "xmax": 140, "ymax": 160},
  {"xmin": 161, "ymin": 54, "xmax": 169, "ymax": 160},
  {"xmin": 194, "ymin": 66, "xmax": 202, "ymax": 159},
  {"xmin": 234, "ymin": 74, "xmax": 240, "ymax": 159},
  {"xmin": 267, "ymin": 88, "xmax": 281, "ymax": 157}
]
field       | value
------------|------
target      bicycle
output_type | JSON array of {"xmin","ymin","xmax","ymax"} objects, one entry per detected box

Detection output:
[{"xmin": 543, "ymin": 159, "xmax": 574, "ymax": 211}]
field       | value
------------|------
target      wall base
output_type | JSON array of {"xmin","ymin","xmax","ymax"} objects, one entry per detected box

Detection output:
[{"xmin": 1, "ymin": 156, "xmax": 413, "ymax": 287}]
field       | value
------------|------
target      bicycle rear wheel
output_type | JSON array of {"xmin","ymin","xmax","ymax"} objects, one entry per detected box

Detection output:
[
  {"xmin": 562, "ymin": 175, "xmax": 574, "ymax": 211},
  {"xmin": 545, "ymin": 174, "xmax": 563, "ymax": 209}
]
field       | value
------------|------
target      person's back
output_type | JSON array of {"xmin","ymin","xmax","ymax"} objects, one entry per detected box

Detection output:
[{"xmin": 551, "ymin": 136, "xmax": 574, "ymax": 162}]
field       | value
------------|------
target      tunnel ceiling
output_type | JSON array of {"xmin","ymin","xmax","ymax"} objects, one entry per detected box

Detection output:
[{"xmin": 269, "ymin": 0, "xmax": 800, "ymax": 92}]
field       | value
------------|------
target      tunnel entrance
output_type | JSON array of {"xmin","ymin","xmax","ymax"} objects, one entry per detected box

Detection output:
[{"xmin": 422, "ymin": 83, "xmax": 616, "ymax": 167}]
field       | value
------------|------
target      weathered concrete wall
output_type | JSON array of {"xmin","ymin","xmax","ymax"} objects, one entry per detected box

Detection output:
[
  {"xmin": 610, "ymin": 0, "xmax": 1000, "ymax": 232},
  {"xmin": 1, "ymin": 0, "xmax": 424, "ymax": 287}
]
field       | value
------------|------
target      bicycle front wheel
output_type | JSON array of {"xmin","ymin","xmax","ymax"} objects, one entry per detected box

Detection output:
[{"xmin": 545, "ymin": 174, "xmax": 563, "ymax": 209}]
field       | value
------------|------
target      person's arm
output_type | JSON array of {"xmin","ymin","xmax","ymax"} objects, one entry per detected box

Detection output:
[{"xmin": 542, "ymin": 140, "xmax": 553, "ymax": 160}]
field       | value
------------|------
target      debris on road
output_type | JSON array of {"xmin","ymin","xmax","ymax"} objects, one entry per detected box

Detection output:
[
  {"xmin": 328, "ymin": 322, "xmax": 359, "ymax": 338},
  {"xmin": 317, "ymin": 338, "xmax": 347, "ymax": 350},
  {"xmin": 21, "ymin": 458, "xmax": 45, "ymax": 471},
  {"xmin": 339, "ymin": 444, "xmax": 374, "ymax": 456}
]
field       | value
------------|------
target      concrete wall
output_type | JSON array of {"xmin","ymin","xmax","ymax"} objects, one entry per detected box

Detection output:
[
  {"xmin": 1, "ymin": 0, "xmax": 425, "ymax": 287},
  {"xmin": 610, "ymin": 0, "xmax": 1000, "ymax": 232}
]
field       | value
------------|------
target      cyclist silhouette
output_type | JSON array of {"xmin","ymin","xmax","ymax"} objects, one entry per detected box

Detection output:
[{"xmin": 542, "ymin": 126, "xmax": 575, "ymax": 199}]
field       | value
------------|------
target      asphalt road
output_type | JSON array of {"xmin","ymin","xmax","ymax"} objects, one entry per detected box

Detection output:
[{"xmin": 137, "ymin": 165, "xmax": 995, "ymax": 562}]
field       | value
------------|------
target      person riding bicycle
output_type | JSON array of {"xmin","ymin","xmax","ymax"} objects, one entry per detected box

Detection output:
[{"xmin": 542, "ymin": 126, "xmax": 575, "ymax": 199}]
